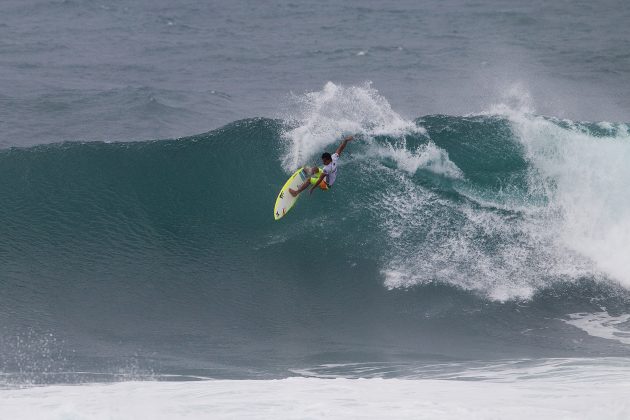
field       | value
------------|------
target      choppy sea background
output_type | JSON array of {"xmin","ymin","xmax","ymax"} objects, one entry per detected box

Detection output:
[{"xmin": 2, "ymin": 1, "xmax": 630, "ymax": 418}]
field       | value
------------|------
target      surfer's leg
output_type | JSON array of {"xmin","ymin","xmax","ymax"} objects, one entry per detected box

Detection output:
[
  {"xmin": 291, "ymin": 171, "xmax": 324, "ymax": 196},
  {"xmin": 289, "ymin": 180, "xmax": 310, "ymax": 197},
  {"xmin": 291, "ymin": 167, "xmax": 321, "ymax": 196}
]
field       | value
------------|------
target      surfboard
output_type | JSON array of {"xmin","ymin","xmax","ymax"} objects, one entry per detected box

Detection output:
[{"xmin": 274, "ymin": 167, "xmax": 307, "ymax": 220}]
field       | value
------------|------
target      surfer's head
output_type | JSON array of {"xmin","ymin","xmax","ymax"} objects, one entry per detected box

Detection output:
[{"xmin": 321, "ymin": 152, "xmax": 332, "ymax": 164}]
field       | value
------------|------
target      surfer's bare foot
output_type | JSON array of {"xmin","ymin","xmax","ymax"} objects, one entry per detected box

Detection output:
[{"xmin": 289, "ymin": 188, "xmax": 299, "ymax": 197}]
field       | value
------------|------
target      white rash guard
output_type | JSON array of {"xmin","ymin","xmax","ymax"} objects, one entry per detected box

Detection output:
[{"xmin": 322, "ymin": 152, "xmax": 339, "ymax": 186}]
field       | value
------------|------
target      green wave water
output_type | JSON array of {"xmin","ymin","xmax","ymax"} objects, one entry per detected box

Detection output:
[{"xmin": 2, "ymin": 110, "xmax": 630, "ymax": 382}]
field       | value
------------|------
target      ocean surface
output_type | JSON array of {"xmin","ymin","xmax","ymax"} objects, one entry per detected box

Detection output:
[{"xmin": 2, "ymin": 0, "xmax": 630, "ymax": 418}]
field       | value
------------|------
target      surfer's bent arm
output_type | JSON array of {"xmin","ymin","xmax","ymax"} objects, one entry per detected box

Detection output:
[
  {"xmin": 309, "ymin": 173, "xmax": 326, "ymax": 195},
  {"xmin": 335, "ymin": 135, "xmax": 354, "ymax": 156}
]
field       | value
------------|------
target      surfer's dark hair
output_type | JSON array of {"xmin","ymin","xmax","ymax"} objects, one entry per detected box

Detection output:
[{"xmin": 322, "ymin": 152, "xmax": 332, "ymax": 160}]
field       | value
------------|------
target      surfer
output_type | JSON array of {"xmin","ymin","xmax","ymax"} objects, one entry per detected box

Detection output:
[{"xmin": 289, "ymin": 135, "xmax": 354, "ymax": 197}]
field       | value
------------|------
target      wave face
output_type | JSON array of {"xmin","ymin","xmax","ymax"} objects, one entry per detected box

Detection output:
[{"xmin": 2, "ymin": 86, "xmax": 630, "ymax": 382}]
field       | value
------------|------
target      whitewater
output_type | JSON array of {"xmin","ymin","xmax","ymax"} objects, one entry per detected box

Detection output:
[{"xmin": 3, "ymin": 368, "xmax": 630, "ymax": 420}]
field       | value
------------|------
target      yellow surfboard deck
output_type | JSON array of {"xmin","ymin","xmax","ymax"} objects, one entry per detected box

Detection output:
[{"xmin": 274, "ymin": 167, "xmax": 307, "ymax": 220}]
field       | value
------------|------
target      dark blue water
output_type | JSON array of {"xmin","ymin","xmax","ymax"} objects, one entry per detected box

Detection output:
[
  {"xmin": 2, "ymin": 0, "xmax": 630, "ymax": 148},
  {"xmin": 1, "ymin": 0, "xmax": 630, "ymax": 384}
]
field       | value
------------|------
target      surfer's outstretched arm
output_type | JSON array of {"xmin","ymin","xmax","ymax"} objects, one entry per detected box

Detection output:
[{"xmin": 335, "ymin": 135, "xmax": 353, "ymax": 157}]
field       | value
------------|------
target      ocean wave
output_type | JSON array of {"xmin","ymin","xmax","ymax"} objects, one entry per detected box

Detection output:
[
  {"xmin": 3, "ymin": 106, "xmax": 630, "ymax": 382},
  {"xmin": 2, "ymin": 108, "xmax": 630, "ymax": 299}
]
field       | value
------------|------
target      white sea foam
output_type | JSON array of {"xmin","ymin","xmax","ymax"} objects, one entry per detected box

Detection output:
[
  {"xmin": 379, "ymin": 203, "xmax": 557, "ymax": 300},
  {"xmin": 292, "ymin": 357, "xmax": 630, "ymax": 382},
  {"xmin": 369, "ymin": 141, "xmax": 463, "ymax": 179},
  {"xmin": 2, "ymin": 363, "xmax": 630, "ymax": 420},
  {"xmin": 374, "ymin": 160, "xmax": 585, "ymax": 300},
  {"xmin": 380, "ymin": 202, "xmax": 532, "ymax": 298},
  {"xmin": 441, "ymin": 85, "xmax": 630, "ymax": 294},
  {"xmin": 379, "ymin": 87, "xmax": 626, "ymax": 298},
  {"xmin": 563, "ymin": 312, "xmax": 630, "ymax": 345},
  {"xmin": 505, "ymin": 108, "xmax": 630, "ymax": 287}
]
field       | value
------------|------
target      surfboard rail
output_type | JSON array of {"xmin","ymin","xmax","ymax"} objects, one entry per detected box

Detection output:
[{"xmin": 273, "ymin": 167, "xmax": 306, "ymax": 220}]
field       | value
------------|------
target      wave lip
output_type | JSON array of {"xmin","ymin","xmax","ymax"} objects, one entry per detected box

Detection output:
[{"xmin": 280, "ymin": 81, "xmax": 421, "ymax": 171}]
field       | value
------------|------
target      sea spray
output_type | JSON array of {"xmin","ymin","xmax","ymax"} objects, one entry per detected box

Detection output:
[
  {"xmin": 507, "ymin": 112, "xmax": 630, "ymax": 287},
  {"xmin": 280, "ymin": 82, "xmax": 421, "ymax": 171}
]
